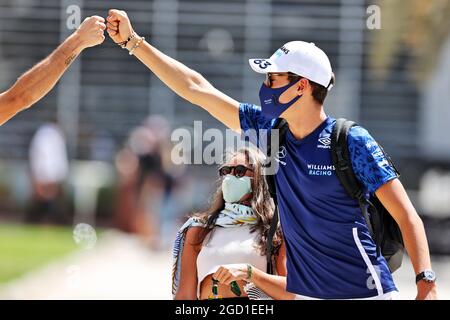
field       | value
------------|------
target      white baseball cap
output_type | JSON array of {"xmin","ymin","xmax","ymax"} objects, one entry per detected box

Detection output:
[{"xmin": 249, "ymin": 41, "xmax": 333, "ymax": 89}]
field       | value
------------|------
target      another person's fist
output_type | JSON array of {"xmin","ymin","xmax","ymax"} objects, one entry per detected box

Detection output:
[
  {"xmin": 75, "ymin": 16, "xmax": 106, "ymax": 49},
  {"xmin": 106, "ymin": 9, "xmax": 134, "ymax": 44}
]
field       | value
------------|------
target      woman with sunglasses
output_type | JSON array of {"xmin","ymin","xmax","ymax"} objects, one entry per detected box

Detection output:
[{"xmin": 172, "ymin": 147, "xmax": 295, "ymax": 300}]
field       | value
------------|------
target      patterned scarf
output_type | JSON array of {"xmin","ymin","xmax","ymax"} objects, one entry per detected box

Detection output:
[{"xmin": 171, "ymin": 203, "xmax": 257, "ymax": 298}]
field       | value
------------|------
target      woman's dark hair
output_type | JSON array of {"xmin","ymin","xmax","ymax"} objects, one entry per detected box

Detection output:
[{"xmin": 189, "ymin": 147, "xmax": 283, "ymax": 257}]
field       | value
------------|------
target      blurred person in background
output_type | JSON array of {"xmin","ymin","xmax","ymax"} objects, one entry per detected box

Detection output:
[
  {"xmin": 0, "ymin": 16, "xmax": 106, "ymax": 125},
  {"xmin": 172, "ymin": 147, "xmax": 294, "ymax": 300},
  {"xmin": 106, "ymin": 9, "xmax": 437, "ymax": 300},
  {"xmin": 26, "ymin": 123, "xmax": 69, "ymax": 224},
  {"xmin": 115, "ymin": 115, "xmax": 181, "ymax": 249}
]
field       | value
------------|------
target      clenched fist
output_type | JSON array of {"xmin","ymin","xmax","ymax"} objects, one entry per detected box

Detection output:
[
  {"xmin": 106, "ymin": 9, "xmax": 134, "ymax": 45},
  {"xmin": 75, "ymin": 16, "xmax": 106, "ymax": 49}
]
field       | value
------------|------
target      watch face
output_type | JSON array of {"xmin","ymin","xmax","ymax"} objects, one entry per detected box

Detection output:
[{"xmin": 424, "ymin": 270, "xmax": 436, "ymax": 281}]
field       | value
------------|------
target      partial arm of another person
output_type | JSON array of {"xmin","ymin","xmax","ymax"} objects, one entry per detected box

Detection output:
[
  {"xmin": 213, "ymin": 240, "xmax": 296, "ymax": 300},
  {"xmin": 249, "ymin": 239, "xmax": 296, "ymax": 299},
  {"xmin": 376, "ymin": 178, "xmax": 438, "ymax": 300},
  {"xmin": 0, "ymin": 16, "xmax": 106, "ymax": 125},
  {"xmin": 174, "ymin": 227, "xmax": 203, "ymax": 300},
  {"xmin": 106, "ymin": 9, "xmax": 241, "ymax": 132}
]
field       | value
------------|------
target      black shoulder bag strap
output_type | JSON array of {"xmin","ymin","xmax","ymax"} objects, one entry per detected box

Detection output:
[
  {"xmin": 331, "ymin": 118, "xmax": 382, "ymax": 256},
  {"xmin": 265, "ymin": 118, "xmax": 289, "ymax": 275}
]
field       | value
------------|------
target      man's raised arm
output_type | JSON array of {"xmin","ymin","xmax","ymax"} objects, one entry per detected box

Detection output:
[
  {"xmin": 106, "ymin": 9, "xmax": 241, "ymax": 132},
  {"xmin": 0, "ymin": 16, "xmax": 106, "ymax": 126}
]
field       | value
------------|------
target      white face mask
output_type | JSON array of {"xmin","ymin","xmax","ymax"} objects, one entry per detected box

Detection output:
[{"xmin": 221, "ymin": 174, "xmax": 252, "ymax": 203}]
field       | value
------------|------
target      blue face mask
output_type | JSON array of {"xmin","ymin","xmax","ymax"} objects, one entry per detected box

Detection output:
[{"xmin": 258, "ymin": 81, "xmax": 302, "ymax": 119}]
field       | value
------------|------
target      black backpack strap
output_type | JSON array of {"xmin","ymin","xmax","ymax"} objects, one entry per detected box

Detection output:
[
  {"xmin": 265, "ymin": 118, "xmax": 289, "ymax": 201},
  {"xmin": 331, "ymin": 119, "xmax": 362, "ymax": 199},
  {"xmin": 265, "ymin": 118, "xmax": 288, "ymax": 274},
  {"xmin": 331, "ymin": 118, "xmax": 381, "ymax": 255}
]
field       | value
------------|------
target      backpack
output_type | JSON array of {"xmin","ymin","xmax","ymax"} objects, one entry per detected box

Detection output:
[{"xmin": 265, "ymin": 118, "xmax": 404, "ymax": 274}]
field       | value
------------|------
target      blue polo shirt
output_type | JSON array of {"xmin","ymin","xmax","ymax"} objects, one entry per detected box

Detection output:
[{"xmin": 239, "ymin": 102, "xmax": 399, "ymax": 299}]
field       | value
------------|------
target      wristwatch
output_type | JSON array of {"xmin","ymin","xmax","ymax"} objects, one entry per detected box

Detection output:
[{"xmin": 415, "ymin": 269, "xmax": 436, "ymax": 284}]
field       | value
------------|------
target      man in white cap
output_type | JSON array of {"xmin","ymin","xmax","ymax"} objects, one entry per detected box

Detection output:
[
  {"xmin": 106, "ymin": 9, "xmax": 438, "ymax": 300},
  {"xmin": 0, "ymin": 16, "xmax": 106, "ymax": 125}
]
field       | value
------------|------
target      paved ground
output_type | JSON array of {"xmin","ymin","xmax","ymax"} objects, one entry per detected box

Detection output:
[{"xmin": 0, "ymin": 231, "xmax": 448, "ymax": 300}]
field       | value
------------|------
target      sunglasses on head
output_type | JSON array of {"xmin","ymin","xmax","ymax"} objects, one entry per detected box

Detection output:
[{"xmin": 218, "ymin": 165, "xmax": 253, "ymax": 178}]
